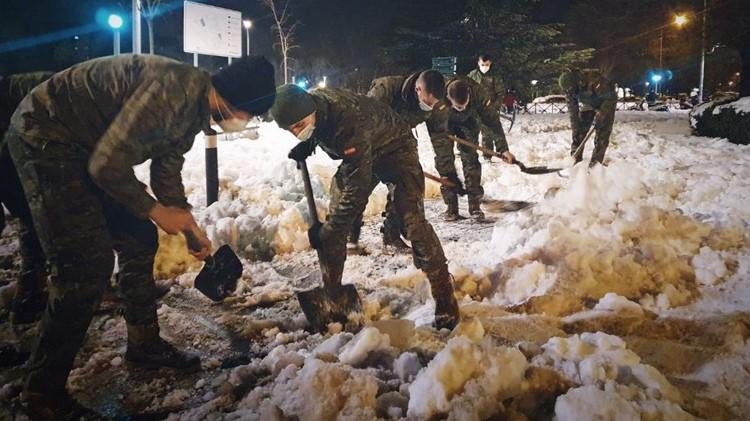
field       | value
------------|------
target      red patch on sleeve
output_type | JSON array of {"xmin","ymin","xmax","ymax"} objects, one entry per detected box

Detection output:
[{"xmin": 344, "ymin": 147, "xmax": 357, "ymax": 156}]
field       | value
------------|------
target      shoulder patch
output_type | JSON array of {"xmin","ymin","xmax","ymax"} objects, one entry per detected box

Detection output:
[
  {"xmin": 344, "ymin": 147, "xmax": 357, "ymax": 156},
  {"xmin": 486, "ymin": 99, "xmax": 492, "ymax": 107},
  {"xmin": 438, "ymin": 104, "xmax": 447, "ymax": 111}
]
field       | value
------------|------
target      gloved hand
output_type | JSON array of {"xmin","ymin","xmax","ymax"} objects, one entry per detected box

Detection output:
[
  {"xmin": 308, "ymin": 221, "xmax": 323, "ymax": 249},
  {"xmin": 288, "ymin": 140, "xmax": 316, "ymax": 162},
  {"xmin": 445, "ymin": 172, "xmax": 467, "ymax": 196}
]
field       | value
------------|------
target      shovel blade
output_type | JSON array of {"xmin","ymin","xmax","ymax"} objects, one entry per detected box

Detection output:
[
  {"xmin": 195, "ymin": 245, "xmax": 243, "ymax": 302},
  {"xmin": 521, "ymin": 166, "xmax": 562, "ymax": 175},
  {"xmin": 295, "ymin": 271, "xmax": 362, "ymax": 332}
]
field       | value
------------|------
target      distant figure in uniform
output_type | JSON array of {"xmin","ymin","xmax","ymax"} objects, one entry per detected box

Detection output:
[
  {"xmin": 559, "ymin": 67, "xmax": 616, "ymax": 166},
  {"xmin": 467, "ymin": 54, "xmax": 506, "ymax": 161}
]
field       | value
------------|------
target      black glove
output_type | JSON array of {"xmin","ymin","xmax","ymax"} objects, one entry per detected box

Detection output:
[
  {"xmin": 445, "ymin": 172, "xmax": 467, "ymax": 196},
  {"xmin": 288, "ymin": 140, "xmax": 316, "ymax": 162},
  {"xmin": 308, "ymin": 221, "xmax": 323, "ymax": 249}
]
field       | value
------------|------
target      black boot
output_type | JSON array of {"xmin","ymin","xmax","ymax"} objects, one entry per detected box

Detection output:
[
  {"xmin": 10, "ymin": 279, "xmax": 47, "ymax": 325},
  {"xmin": 443, "ymin": 195, "xmax": 460, "ymax": 222},
  {"xmin": 125, "ymin": 323, "xmax": 200, "ymax": 370},
  {"xmin": 428, "ymin": 267, "xmax": 460, "ymax": 331},
  {"xmin": 468, "ymin": 198, "xmax": 485, "ymax": 221},
  {"xmin": 21, "ymin": 390, "xmax": 102, "ymax": 420},
  {"xmin": 382, "ymin": 226, "xmax": 410, "ymax": 251}
]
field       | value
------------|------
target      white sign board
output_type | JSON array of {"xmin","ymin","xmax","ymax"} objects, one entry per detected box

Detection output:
[{"xmin": 184, "ymin": 1, "xmax": 242, "ymax": 58}]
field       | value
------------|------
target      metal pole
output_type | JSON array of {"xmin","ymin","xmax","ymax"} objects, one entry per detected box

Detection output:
[
  {"xmin": 657, "ymin": 29, "xmax": 663, "ymax": 94},
  {"xmin": 205, "ymin": 134, "xmax": 218, "ymax": 206},
  {"xmin": 245, "ymin": 28, "xmax": 250, "ymax": 56},
  {"xmin": 193, "ymin": 53, "xmax": 198, "ymax": 67},
  {"xmin": 699, "ymin": 0, "xmax": 707, "ymax": 102},
  {"xmin": 132, "ymin": 0, "xmax": 141, "ymax": 54},
  {"xmin": 228, "ymin": 57, "xmax": 232, "ymax": 65},
  {"xmin": 114, "ymin": 31, "xmax": 120, "ymax": 55}
]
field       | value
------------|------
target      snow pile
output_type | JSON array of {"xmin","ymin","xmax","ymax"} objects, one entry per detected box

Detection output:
[
  {"xmin": 488, "ymin": 160, "xmax": 743, "ymax": 315},
  {"xmin": 691, "ymin": 246, "xmax": 727, "ymax": 286},
  {"xmin": 532, "ymin": 332, "xmax": 696, "ymax": 420},
  {"xmin": 407, "ymin": 336, "xmax": 527, "ymax": 419},
  {"xmin": 338, "ymin": 327, "xmax": 394, "ymax": 366}
]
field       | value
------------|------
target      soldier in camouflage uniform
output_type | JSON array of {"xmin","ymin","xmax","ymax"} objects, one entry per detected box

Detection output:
[
  {"xmin": 367, "ymin": 71, "xmax": 478, "ymax": 223},
  {"xmin": 346, "ymin": 70, "xmax": 451, "ymax": 250},
  {"xmin": 467, "ymin": 54, "xmax": 506, "ymax": 161},
  {"xmin": 444, "ymin": 78, "xmax": 515, "ymax": 220},
  {"xmin": 559, "ymin": 67, "xmax": 617, "ymax": 166},
  {"xmin": 271, "ymin": 84, "xmax": 460, "ymax": 331},
  {"xmin": 5, "ymin": 54, "xmax": 275, "ymax": 418},
  {"xmin": 0, "ymin": 72, "xmax": 53, "ymax": 325}
]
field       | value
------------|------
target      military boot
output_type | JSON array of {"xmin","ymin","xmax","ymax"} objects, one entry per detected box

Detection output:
[
  {"xmin": 10, "ymin": 272, "xmax": 48, "ymax": 325},
  {"xmin": 382, "ymin": 226, "xmax": 410, "ymax": 251},
  {"xmin": 468, "ymin": 197, "xmax": 485, "ymax": 221},
  {"xmin": 428, "ymin": 266, "xmax": 460, "ymax": 331},
  {"xmin": 125, "ymin": 322, "xmax": 200, "ymax": 370},
  {"xmin": 21, "ymin": 390, "xmax": 102, "ymax": 420},
  {"xmin": 443, "ymin": 196, "xmax": 461, "ymax": 222}
]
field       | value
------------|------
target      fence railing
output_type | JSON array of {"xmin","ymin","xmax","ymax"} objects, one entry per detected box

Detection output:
[{"xmin": 521, "ymin": 100, "xmax": 683, "ymax": 114}]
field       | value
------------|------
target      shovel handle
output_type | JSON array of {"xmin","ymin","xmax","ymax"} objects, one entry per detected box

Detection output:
[
  {"xmin": 183, "ymin": 229, "xmax": 213, "ymax": 264},
  {"xmin": 297, "ymin": 160, "xmax": 320, "ymax": 225},
  {"xmin": 423, "ymin": 171, "xmax": 456, "ymax": 188}
]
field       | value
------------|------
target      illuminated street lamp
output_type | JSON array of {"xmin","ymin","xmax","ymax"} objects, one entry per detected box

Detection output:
[
  {"xmin": 108, "ymin": 14, "xmax": 124, "ymax": 55},
  {"xmin": 674, "ymin": 14, "xmax": 688, "ymax": 27},
  {"xmin": 243, "ymin": 19, "xmax": 253, "ymax": 56}
]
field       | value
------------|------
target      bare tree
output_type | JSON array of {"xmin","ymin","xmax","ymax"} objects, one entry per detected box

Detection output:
[
  {"xmin": 261, "ymin": 0, "xmax": 298, "ymax": 83},
  {"xmin": 140, "ymin": 0, "xmax": 162, "ymax": 54}
]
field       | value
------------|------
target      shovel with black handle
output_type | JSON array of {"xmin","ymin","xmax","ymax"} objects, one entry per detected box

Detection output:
[
  {"xmin": 294, "ymin": 160, "xmax": 363, "ymax": 332},
  {"xmin": 184, "ymin": 230, "xmax": 243, "ymax": 302}
]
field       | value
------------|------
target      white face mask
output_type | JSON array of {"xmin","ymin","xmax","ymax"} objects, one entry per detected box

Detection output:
[
  {"xmin": 452, "ymin": 104, "xmax": 467, "ymax": 112},
  {"xmin": 296, "ymin": 124, "xmax": 316, "ymax": 142},
  {"xmin": 419, "ymin": 100, "xmax": 433, "ymax": 112},
  {"xmin": 479, "ymin": 65, "xmax": 491, "ymax": 74},
  {"xmin": 213, "ymin": 90, "xmax": 251, "ymax": 133}
]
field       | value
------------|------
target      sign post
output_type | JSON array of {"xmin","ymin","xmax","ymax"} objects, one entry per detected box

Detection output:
[{"xmin": 183, "ymin": 1, "xmax": 242, "ymax": 206}]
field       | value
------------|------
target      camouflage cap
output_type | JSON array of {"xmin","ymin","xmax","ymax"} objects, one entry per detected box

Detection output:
[
  {"xmin": 559, "ymin": 67, "xmax": 582, "ymax": 90},
  {"xmin": 270, "ymin": 84, "xmax": 317, "ymax": 128}
]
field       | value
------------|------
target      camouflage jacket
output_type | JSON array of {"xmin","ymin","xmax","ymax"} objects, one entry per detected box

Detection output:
[
  {"xmin": 447, "ymin": 77, "xmax": 509, "ymax": 152},
  {"xmin": 367, "ymin": 73, "xmax": 450, "ymax": 141},
  {"xmin": 8, "ymin": 54, "xmax": 213, "ymax": 219},
  {"xmin": 0, "ymin": 71, "xmax": 54, "ymax": 136},
  {"xmin": 306, "ymin": 88, "xmax": 413, "ymax": 237},
  {"xmin": 467, "ymin": 67, "xmax": 504, "ymax": 100}
]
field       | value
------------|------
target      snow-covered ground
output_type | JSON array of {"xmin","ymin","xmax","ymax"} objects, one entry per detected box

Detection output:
[{"xmin": 1, "ymin": 111, "xmax": 749, "ymax": 420}]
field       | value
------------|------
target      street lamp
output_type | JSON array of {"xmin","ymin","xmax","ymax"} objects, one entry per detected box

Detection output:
[
  {"xmin": 108, "ymin": 14, "xmax": 123, "ymax": 56},
  {"xmin": 243, "ymin": 19, "xmax": 253, "ymax": 56},
  {"xmin": 674, "ymin": 14, "xmax": 688, "ymax": 27}
]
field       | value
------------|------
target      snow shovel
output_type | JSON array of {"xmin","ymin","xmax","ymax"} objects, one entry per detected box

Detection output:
[
  {"xmin": 570, "ymin": 126, "xmax": 596, "ymax": 163},
  {"xmin": 295, "ymin": 160, "xmax": 363, "ymax": 332},
  {"xmin": 449, "ymin": 135, "xmax": 562, "ymax": 175},
  {"xmin": 184, "ymin": 230, "xmax": 243, "ymax": 302}
]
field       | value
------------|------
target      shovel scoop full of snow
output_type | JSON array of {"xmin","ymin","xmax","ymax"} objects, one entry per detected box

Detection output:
[{"xmin": 296, "ymin": 270, "xmax": 363, "ymax": 332}]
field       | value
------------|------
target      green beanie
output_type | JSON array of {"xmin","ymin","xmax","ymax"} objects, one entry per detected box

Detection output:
[{"xmin": 270, "ymin": 84, "xmax": 317, "ymax": 128}]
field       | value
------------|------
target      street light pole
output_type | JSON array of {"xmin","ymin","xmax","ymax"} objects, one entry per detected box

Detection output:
[
  {"xmin": 132, "ymin": 0, "xmax": 141, "ymax": 54},
  {"xmin": 243, "ymin": 19, "xmax": 253, "ymax": 57},
  {"xmin": 699, "ymin": 0, "xmax": 707, "ymax": 102},
  {"xmin": 108, "ymin": 14, "xmax": 124, "ymax": 56}
]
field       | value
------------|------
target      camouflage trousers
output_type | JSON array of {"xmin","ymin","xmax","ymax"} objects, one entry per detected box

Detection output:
[
  {"xmin": 433, "ymin": 126, "xmax": 484, "ymax": 204},
  {"xmin": 480, "ymin": 124, "xmax": 502, "ymax": 157},
  {"xmin": 328, "ymin": 143, "xmax": 448, "ymax": 283},
  {"xmin": 570, "ymin": 108, "xmax": 614, "ymax": 165},
  {"xmin": 0, "ymin": 141, "xmax": 46, "ymax": 297},
  {"xmin": 7, "ymin": 134, "xmax": 161, "ymax": 396}
]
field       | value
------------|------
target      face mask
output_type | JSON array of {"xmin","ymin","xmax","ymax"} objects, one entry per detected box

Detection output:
[
  {"xmin": 419, "ymin": 100, "xmax": 433, "ymax": 112},
  {"xmin": 213, "ymin": 90, "xmax": 250, "ymax": 133},
  {"xmin": 296, "ymin": 124, "xmax": 316, "ymax": 141},
  {"xmin": 479, "ymin": 65, "xmax": 491, "ymax": 74},
  {"xmin": 452, "ymin": 104, "xmax": 467, "ymax": 112}
]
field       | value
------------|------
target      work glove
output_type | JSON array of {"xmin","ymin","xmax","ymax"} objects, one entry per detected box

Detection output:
[
  {"xmin": 445, "ymin": 172, "xmax": 467, "ymax": 196},
  {"xmin": 308, "ymin": 221, "xmax": 323, "ymax": 250},
  {"xmin": 288, "ymin": 140, "xmax": 316, "ymax": 162}
]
